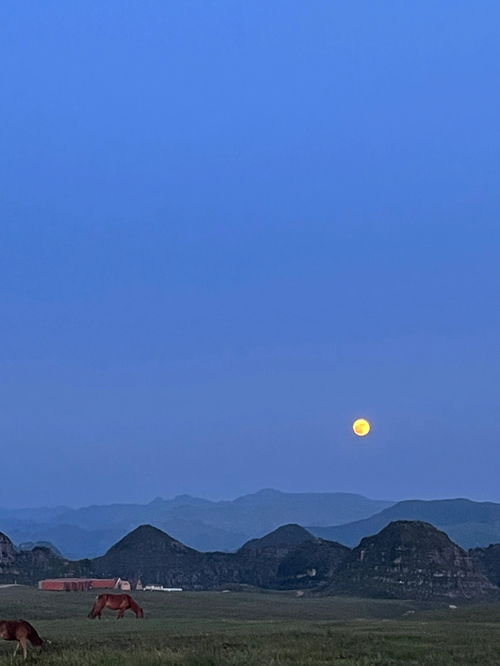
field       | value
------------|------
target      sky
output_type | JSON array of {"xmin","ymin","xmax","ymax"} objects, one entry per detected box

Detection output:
[{"xmin": 1, "ymin": 1, "xmax": 499, "ymax": 507}]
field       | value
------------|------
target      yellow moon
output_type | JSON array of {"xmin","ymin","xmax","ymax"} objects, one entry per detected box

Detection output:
[{"xmin": 352, "ymin": 418, "xmax": 371, "ymax": 437}]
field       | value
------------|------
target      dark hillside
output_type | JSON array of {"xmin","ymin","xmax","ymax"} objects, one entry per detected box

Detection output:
[
  {"xmin": 470, "ymin": 544, "xmax": 500, "ymax": 587},
  {"xmin": 276, "ymin": 538, "xmax": 350, "ymax": 589},
  {"xmin": 91, "ymin": 525, "xmax": 205, "ymax": 588},
  {"xmin": 0, "ymin": 532, "xmax": 15, "ymax": 566},
  {"xmin": 1, "ymin": 521, "xmax": 497, "ymax": 600},
  {"xmin": 238, "ymin": 524, "xmax": 314, "ymax": 551},
  {"xmin": 234, "ymin": 524, "xmax": 349, "ymax": 589},
  {"xmin": 323, "ymin": 521, "xmax": 496, "ymax": 600},
  {"xmin": 0, "ymin": 531, "xmax": 89, "ymax": 584}
]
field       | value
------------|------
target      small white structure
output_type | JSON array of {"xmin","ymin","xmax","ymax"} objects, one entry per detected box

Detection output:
[
  {"xmin": 114, "ymin": 578, "xmax": 131, "ymax": 591},
  {"xmin": 143, "ymin": 585, "xmax": 183, "ymax": 592}
]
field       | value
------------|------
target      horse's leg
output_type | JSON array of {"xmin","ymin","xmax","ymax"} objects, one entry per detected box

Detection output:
[
  {"xmin": 12, "ymin": 636, "xmax": 28, "ymax": 659},
  {"xmin": 117, "ymin": 609, "xmax": 125, "ymax": 619}
]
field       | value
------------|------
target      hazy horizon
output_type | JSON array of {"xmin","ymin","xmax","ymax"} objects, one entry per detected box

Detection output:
[
  {"xmin": 5, "ymin": 486, "xmax": 500, "ymax": 512},
  {"xmin": 1, "ymin": 2, "xmax": 499, "ymax": 507}
]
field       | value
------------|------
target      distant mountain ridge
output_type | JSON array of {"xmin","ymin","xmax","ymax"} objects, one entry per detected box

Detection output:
[
  {"xmin": 3, "ymin": 492, "xmax": 500, "ymax": 560},
  {"xmin": 0, "ymin": 489, "xmax": 392, "ymax": 558},
  {"xmin": 309, "ymin": 498, "xmax": 500, "ymax": 550}
]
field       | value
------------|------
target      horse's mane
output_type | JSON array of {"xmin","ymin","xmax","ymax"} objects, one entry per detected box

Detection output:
[{"xmin": 23, "ymin": 621, "xmax": 43, "ymax": 647}]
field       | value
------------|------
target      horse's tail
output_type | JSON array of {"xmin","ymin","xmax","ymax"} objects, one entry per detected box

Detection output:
[{"xmin": 129, "ymin": 598, "xmax": 144, "ymax": 618}]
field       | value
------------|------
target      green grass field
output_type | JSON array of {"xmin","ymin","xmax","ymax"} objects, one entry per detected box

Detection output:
[{"xmin": 1, "ymin": 586, "xmax": 500, "ymax": 664}]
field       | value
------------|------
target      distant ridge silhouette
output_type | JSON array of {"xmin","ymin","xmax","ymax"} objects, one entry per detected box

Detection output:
[
  {"xmin": 0, "ymin": 489, "xmax": 391, "ymax": 558},
  {"xmin": 309, "ymin": 498, "xmax": 500, "ymax": 549}
]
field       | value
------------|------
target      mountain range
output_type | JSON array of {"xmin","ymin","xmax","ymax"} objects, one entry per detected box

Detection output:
[
  {"xmin": 1, "ymin": 520, "xmax": 498, "ymax": 601},
  {"xmin": 2, "ymin": 490, "xmax": 500, "ymax": 559},
  {"xmin": 0, "ymin": 489, "xmax": 391, "ymax": 558}
]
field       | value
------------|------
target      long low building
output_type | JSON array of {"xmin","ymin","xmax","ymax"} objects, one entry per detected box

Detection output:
[{"xmin": 38, "ymin": 578, "xmax": 117, "ymax": 591}]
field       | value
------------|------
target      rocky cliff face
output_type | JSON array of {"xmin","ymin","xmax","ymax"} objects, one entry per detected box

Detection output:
[
  {"xmin": 470, "ymin": 544, "xmax": 500, "ymax": 587},
  {"xmin": 0, "ymin": 531, "xmax": 80, "ymax": 584},
  {"xmin": 0, "ymin": 532, "xmax": 16, "ymax": 571},
  {"xmin": 323, "ymin": 521, "xmax": 496, "ymax": 600}
]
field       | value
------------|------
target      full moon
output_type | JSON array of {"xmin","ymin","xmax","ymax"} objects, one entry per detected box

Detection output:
[{"xmin": 352, "ymin": 418, "xmax": 371, "ymax": 437}]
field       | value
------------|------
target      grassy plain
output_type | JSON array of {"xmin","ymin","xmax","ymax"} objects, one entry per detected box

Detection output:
[{"xmin": 0, "ymin": 585, "xmax": 500, "ymax": 665}]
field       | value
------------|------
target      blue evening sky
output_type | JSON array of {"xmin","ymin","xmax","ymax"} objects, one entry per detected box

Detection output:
[{"xmin": 1, "ymin": 1, "xmax": 499, "ymax": 506}]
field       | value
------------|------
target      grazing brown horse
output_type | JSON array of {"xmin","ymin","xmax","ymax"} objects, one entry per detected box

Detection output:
[
  {"xmin": 0, "ymin": 619, "xmax": 43, "ymax": 660},
  {"xmin": 88, "ymin": 593, "xmax": 144, "ymax": 619}
]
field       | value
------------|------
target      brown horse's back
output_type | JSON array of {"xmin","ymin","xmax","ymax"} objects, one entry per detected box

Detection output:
[{"xmin": 88, "ymin": 593, "xmax": 143, "ymax": 619}]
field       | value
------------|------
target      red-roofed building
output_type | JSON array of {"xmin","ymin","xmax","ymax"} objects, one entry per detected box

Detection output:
[{"xmin": 38, "ymin": 578, "xmax": 117, "ymax": 591}]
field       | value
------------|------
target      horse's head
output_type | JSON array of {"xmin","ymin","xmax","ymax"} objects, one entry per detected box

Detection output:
[
  {"xmin": 39, "ymin": 639, "xmax": 52, "ymax": 652},
  {"xmin": 88, "ymin": 597, "xmax": 99, "ymax": 619},
  {"xmin": 88, "ymin": 594, "xmax": 106, "ymax": 619}
]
